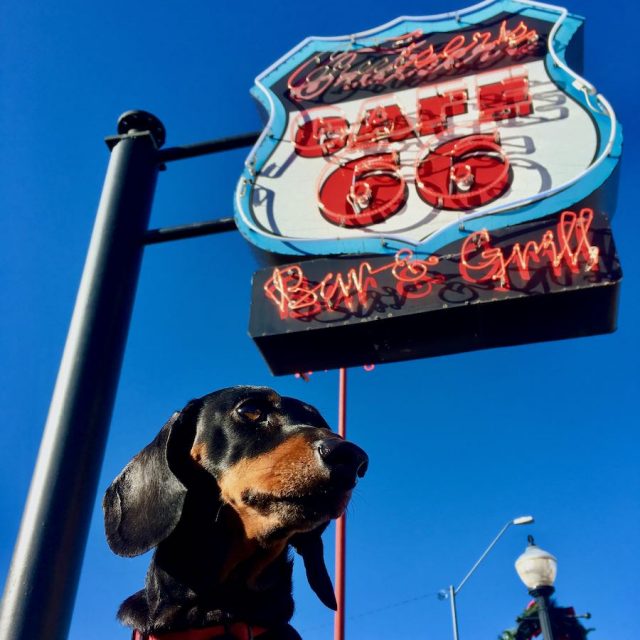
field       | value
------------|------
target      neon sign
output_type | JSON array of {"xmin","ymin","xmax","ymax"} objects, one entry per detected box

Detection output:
[
  {"xmin": 264, "ymin": 209, "xmax": 600, "ymax": 320},
  {"xmin": 235, "ymin": 1, "xmax": 621, "ymax": 258},
  {"xmin": 265, "ymin": 250, "xmax": 441, "ymax": 319},
  {"xmin": 241, "ymin": 2, "xmax": 623, "ymax": 375},
  {"xmin": 292, "ymin": 73, "xmax": 529, "ymax": 225},
  {"xmin": 287, "ymin": 20, "xmax": 539, "ymax": 102},
  {"xmin": 249, "ymin": 208, "xmax": 621, "ymax": 375},
  {"xmin": 460, "ymin": 209, "xmax": 599, "ymax": 287}
]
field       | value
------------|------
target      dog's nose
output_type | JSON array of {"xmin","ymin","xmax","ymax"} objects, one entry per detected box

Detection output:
[{"xmin": 317, "ymin": 439, "xmax": 369, "ymax": 479}]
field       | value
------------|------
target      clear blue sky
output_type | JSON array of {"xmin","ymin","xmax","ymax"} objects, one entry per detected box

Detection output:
[{"xmin": 1, "ymin": 1, "xmax": 638, "ymax": 638}]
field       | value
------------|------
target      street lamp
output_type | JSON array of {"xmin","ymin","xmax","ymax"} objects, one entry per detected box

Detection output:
[
  {"xmin": 443, "ymin": 515, "xmax": 535, "ymax": 640},
  {"xmin": 515, "ymin": 535, "xmax": 558, "ymax": 640}
]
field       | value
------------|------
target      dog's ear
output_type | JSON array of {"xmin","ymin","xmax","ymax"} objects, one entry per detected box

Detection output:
[
  {"xmin": 103, "ymin": 400, "xmax": 201, "ymax": 557},
  {"xmin": 290, "ymin": 523, "xmax": 337, "ymax": 611}
]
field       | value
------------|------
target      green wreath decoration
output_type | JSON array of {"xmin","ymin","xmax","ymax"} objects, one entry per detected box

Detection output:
[{"xmin": 498, "ymin": 599, "xmax": 594, "ymax": 640}]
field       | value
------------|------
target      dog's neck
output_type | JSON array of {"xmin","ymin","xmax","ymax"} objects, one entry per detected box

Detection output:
[{"xmin": 117, "ymin": 487, "xmax": 295, "ymax": 634}]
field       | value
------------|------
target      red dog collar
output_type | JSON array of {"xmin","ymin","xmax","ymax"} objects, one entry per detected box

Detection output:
[{"xmin": 133, "ymin": 622, "xmax": 268, "ymax": 640}]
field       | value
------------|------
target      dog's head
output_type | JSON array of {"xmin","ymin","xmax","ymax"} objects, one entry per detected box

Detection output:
[{"xmin": 103, "ymin": 386, "xmax": 368, "ymax": 609}]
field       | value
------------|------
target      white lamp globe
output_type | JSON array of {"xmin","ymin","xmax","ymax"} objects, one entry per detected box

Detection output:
[{"xmin": 515, "ymin": 538, "xmax": 558, "ymax": 590}]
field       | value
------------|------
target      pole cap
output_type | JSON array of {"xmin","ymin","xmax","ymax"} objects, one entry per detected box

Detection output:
[{"xmin": 117, "ymin": 110, "xmax": 166, "ymax": 148}]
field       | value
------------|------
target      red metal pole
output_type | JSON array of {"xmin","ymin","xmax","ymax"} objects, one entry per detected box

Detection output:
[{"xmin": 334, "ymin": 367, "xmax": 347, "ymax": 640}]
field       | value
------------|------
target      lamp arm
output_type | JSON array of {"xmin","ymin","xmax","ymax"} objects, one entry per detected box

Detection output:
[{"xmin": 454, "ymin": 521, "xmax": 512, "ymax": 595}]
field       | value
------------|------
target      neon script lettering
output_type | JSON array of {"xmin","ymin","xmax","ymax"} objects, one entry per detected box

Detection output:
[
  {"xmin": 264, "ymin": 209, "xmax": 600, "ymax": 318},
  {"xmin": 461, "ymin": 209, "xmax": 599, "ymax": 287},
  {"xmin": 287, "ymin": 20, "xmax": 539, "ymax": 101},
  {"xmin": 265, "ymin": 249, "xmax": 440, "ymax": 319}
]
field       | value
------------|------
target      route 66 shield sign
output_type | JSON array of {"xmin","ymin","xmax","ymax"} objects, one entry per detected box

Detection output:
[{"xmin": 234, "ymin": 0, "xmax": 621, "ymax": 258}]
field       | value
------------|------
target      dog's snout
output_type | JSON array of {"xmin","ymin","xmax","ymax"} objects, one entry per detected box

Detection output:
[{"xmin": 317, "ymin": 439, "xmax": 369, "ymax": 478}]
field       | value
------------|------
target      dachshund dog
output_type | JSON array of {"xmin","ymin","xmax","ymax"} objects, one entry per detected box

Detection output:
[{"xmin": 103, "ymin": 386, "xmax": 368, "ymax": 639}]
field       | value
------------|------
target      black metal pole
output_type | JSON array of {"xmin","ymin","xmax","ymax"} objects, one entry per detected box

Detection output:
[
  {"xmin": 0, "ymin": 110, "xmax": 164, "ymax": 640},
  {"xmin": 531, "ymin": 586, "xmax": 555, "ymax": 640}
]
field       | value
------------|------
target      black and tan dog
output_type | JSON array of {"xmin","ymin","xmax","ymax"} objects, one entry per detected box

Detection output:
[{"xmin": 103, "ymin": 386, "xmax": 368, "ymax": 640}]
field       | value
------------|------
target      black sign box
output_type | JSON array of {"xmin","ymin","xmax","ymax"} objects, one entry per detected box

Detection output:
[{"xmin": 249, "ymin": 209, "xmax": 621, "ymax": 375}]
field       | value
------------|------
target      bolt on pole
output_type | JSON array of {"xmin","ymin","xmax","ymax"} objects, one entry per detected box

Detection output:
[{"xmin": 0, "ymin": 111, "xmax": 164, "ymax": 640}]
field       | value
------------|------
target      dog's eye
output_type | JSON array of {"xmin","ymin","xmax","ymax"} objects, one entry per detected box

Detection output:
[{"xmin": 236, "ymin": 400, "xmax": 268, "ymax": 422}]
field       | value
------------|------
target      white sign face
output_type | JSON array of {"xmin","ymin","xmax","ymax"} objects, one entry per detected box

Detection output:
[{"xmin": 235, "ymin": 1, "xmax": 620, "ymax": 257}]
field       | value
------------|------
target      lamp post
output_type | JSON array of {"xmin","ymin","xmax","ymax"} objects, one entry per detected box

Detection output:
[
  {"xmin": 515, "ymin": 535, "xmax": 558, "ymax": 640},
  {"xmin": 443, "ymin": 515, "xmax": 535, "ymax": 640}
]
